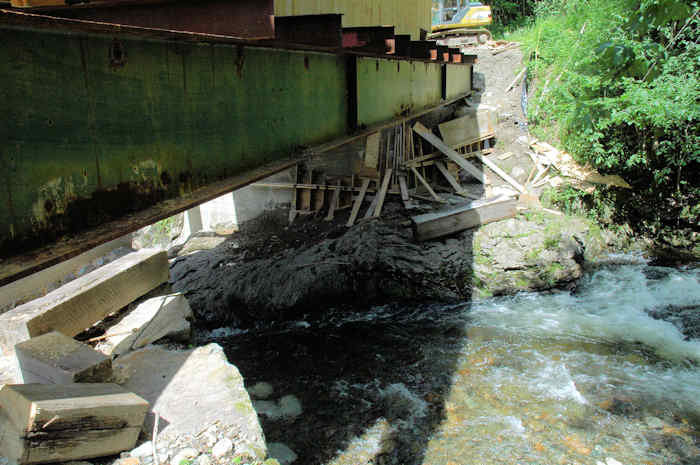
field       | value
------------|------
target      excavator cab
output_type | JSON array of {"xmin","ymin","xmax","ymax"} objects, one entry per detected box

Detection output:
[{"xmin": 430, "ymin": 1, "xmax": 493, "ymax": 43}]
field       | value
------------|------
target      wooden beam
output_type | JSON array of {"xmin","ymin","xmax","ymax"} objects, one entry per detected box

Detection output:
[
  {"xmin": 15, "ymin": 331, "xmax": 112, "ymax": 384},
  {"xmin": 0, "ymin": 157, "xmax": 299, "ymax": 288},
  {"xmin": 0, "ymin": 249, "xmax": 168, "ymax": 357},
  {"xmin": 373, "ymin": 168, "xmax": 393, "ymax": 218},
  {"xmin": 410, "ymin": 167, "xmax": 443, "ymax": 203},
  {"xmin": 435, "ymin": 161, "xmax": 466, "ymax": 196},
  {"xmin": 412, "ymin": 122, "xmax": 485, "ymax": 183},
  {"xmin": 0, "ymin": 383, "xmax": 148, "ymax": 465},
  {"xmin": 411, "ymin": 195, "xmax": 517, "ymax": 241},
  {"xmin": 346, "ymin": 178, "xmax": 370, "ymax": 227},
  {"xmin": 472, "ymin": 152, "xmax": 525, "ymax": 193}
]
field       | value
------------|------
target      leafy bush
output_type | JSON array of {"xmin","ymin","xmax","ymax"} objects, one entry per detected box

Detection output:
[{"xmin": 519, "ymin": 0, "xmax": 699, "ymax": 242}]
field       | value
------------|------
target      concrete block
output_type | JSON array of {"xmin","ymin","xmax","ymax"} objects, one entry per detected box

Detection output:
[
  {"xmin": 0, "ymin": 249, "xmax": 169, "ymax": 358},
  {"xmin": 15, "ymin": 331, "xmax": 112, "ymax": 384},
  {"xmin": 97, "ymin": 293, "xmax": 193, "ymax": 356},
  {"xmin": 0, "ymin": 383, "xmax": 148, "ymax": 464}
]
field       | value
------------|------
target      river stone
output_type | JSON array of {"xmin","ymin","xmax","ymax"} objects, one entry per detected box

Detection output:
[
  {"xmin": 113, "ymin": 344, "xmax": 266, "ymax": 460},
  {"xmin": 248, "ymin": 381, "xmax": 274, "ymax": 399},
  {"xmin": 212, "ymin": 438, "xmax": 233, "ymax": 458},
  {"xmin": 267, "ymin": 443, "xmax": 298, "ymax": 465},
  {"xmin": 130, "ymin": 441, "xmax": 153, "ymax": 457},
  {"xmin": 171, "ymin": 448, "xmax": 199, "ymax": 465},
  {"xmin": 172, "ymin": 213, "xmax": 631, "ymax": 326}
]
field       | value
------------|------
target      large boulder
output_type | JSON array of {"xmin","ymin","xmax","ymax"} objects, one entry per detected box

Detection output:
[{"xmin": 113, "ymin": 344, "xmax": 266, "ymax": 460}]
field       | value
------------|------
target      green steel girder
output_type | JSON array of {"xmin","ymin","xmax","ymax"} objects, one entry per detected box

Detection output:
[{"xmin": 0, "ymin": 12, "xmax": 472, "ymax": 266}]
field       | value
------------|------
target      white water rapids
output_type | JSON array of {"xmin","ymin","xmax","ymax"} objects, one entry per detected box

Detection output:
[{"xmin": 216, "ymin": 261, "xmax": 700, "ymax": 465}]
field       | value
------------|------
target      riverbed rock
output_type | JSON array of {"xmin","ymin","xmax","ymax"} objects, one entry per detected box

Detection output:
[
  {"xmin": 171, "ymin": 212, "xmax": 627, "ymax": 326},
  {"xmin": 113, "ymin": 344, "xmax": 266, "ymax": 460}
]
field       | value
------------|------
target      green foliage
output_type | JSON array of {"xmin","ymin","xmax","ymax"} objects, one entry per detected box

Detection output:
[
  {"xmin": 523, "ymin": 0, "xmax": 699, "ymax": 190},
  {"xmin": 517, "ymin": 0, "xmax": 699, "ymax": 242}
]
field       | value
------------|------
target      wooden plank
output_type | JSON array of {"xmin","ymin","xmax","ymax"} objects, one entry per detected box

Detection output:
[
  {"xmin": 346, "ymin": 178, "xmax": 370, "ymax": 227},
  {"xmin": 438, "ymin": 105, "xmax": 497, "ymax": 148},
  {"xmin": 472, "ymin": 152, "xmax": 526, "ymax": 193},
  {"xmin": 506, "ymin": 67, "xmax": 527, "ymax": 92},
  {"xmin": 412, "ymin": 122, "xmax": 485, "ymax": 183},
  {"xmin": 96, "ymin": 293, "xmax": 192, "ymax": 356},
  {"xmin": 0, "ymin": 249, "xmax": 169, "ymax": 357},
  {"xmin": 364, "ymin": 132, "xmax": 380, "ymax": 169},
  {"xmin": 15, "ymin": 331, "xmax": 112, "ymax": 384},
  {"xmin": 411, "ymin": 195, "xmax": 517, "ymax": 241},
  {"xmin": 435, "ymin": 161, "xmax": 465, "ymax": 195},
  {"xmin": 373, "ymin": 168, "xmax": 393, "ymax": 218},
  {"xmin": 410, "ymin": 167, "xmax": 443, "ymax": 202},
  {"xmin": 325, "ymin": 181, "xmax": 342, "ymax": 221},
  {"xmin": 363, "ymin": 187, "xmax": 379, "ymax": 220},
  {"xmin": 0, "ymin": 383, "xmax": 148, "ymax": 465}
]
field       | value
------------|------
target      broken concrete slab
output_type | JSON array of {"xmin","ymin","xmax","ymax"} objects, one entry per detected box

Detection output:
[
  {"xmin": 96, "ymin": 294, "xmax": 193, "ymax": 357},
  {"xmin": 0, "ymin": 249, "xmax": 169, "ymax": 358},
  {"xmin": 15, "ymin": 331, "xmax": 111, "ymax": 384},
  {"xmin": 113, "ymin": 344, "xmax": 266, "ymax": 460}
]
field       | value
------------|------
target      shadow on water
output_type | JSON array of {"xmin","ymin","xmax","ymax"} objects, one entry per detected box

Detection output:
[{"xmin": 222, "ymin": 297, "xmax": 475, "ymax": 464}]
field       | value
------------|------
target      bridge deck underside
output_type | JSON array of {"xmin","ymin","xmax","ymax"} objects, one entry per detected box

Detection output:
[{"xmin": 0, "ymin": 11, "xmax": 471, "ymax": 284}]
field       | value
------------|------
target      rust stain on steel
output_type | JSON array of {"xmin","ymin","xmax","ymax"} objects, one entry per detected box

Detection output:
[
  {"xmin": 109, "ymin": 39, "xmax": 127, "ymax": 68},
  {"xmin": 235, "ymin": 46, "xmax": 245, "ymax": 77},
  {"xmin": 0, "ymin": 158, "xmax": 300, "ymax": 288},
  {"xmin": 42, "ymin": 0, "xmax": 275, "ymax": 39}
]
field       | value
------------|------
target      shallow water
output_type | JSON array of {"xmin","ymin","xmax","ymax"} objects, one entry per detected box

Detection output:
[{"xmin": 211, "ymin": 262, "xmax": 700, "ymax": 465}]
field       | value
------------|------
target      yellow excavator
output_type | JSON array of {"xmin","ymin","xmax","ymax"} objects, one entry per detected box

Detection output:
[{"xmin": 429, "ymin": 1, "xmax": 493, "ymax": 44}]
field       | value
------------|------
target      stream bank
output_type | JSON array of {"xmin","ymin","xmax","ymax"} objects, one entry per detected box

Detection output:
[{"xmin": 170, "ymin": 204, "xmax": 637, "ymax": 329}]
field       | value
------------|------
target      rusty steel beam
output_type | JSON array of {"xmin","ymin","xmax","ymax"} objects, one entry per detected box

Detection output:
[
  {"xmin": 22, "ymin": 0, "xmax": 275, "ymax": 39},
  {"xmin": 0, "ymin": 8, "xmax": 473, "ymax": 285}
]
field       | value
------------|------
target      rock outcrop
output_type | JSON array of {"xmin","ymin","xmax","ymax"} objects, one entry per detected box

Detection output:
[{"xmin": 172, "ymin": 211, "xmax": 630, "ymax": 327}]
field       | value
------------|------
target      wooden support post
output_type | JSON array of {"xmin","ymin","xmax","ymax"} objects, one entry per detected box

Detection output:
[
  {"xmin": 411, "ymin": 167, "xmax": 443, "ymax": 203},
  {"xmin": 346, "ymin": 178, "xmax": 370, "ymax": 227},
  {"xmin": 289, "ymin": 165, "xmax": 298, "ymax": 224},
  {"xmin": 411, "ymin": 196, "xmax": 517, "ymax": 241},
  {"xmin": 363, "ymin": 182, "xmax": 380, "ymax": 220},
  {"xmin": 299, "ymin": 169, "xmax": 312, "ymax": 212},
  {"xmin": 374, "ymin": 168, "xmax": 393, "ymax": 218},
  {"xmin": 325, "ymin": 180, "xmax": 341, "ymax": 221}
]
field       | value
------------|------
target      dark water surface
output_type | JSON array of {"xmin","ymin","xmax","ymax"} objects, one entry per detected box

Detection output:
[{"xmin": 205, "ymin": 262, "xmax": 700, "ymax": 465}]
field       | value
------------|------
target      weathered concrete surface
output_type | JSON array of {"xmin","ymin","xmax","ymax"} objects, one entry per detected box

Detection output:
[
  {"xmin": 171, "ymin": 211, "xmax": 630, "ymax": 327},
  {"xmin": 96, "ymin": 293, "xmax": 193, "ymax": 356},
  {"xmin": 113, "ymin": 344, "xmax": 267, "ymax": 460}
]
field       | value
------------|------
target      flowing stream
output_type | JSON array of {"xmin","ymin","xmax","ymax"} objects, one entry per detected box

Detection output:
[{"xmin": 208, "ymin": 261, "xmax": 700, "ymax": 465}]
